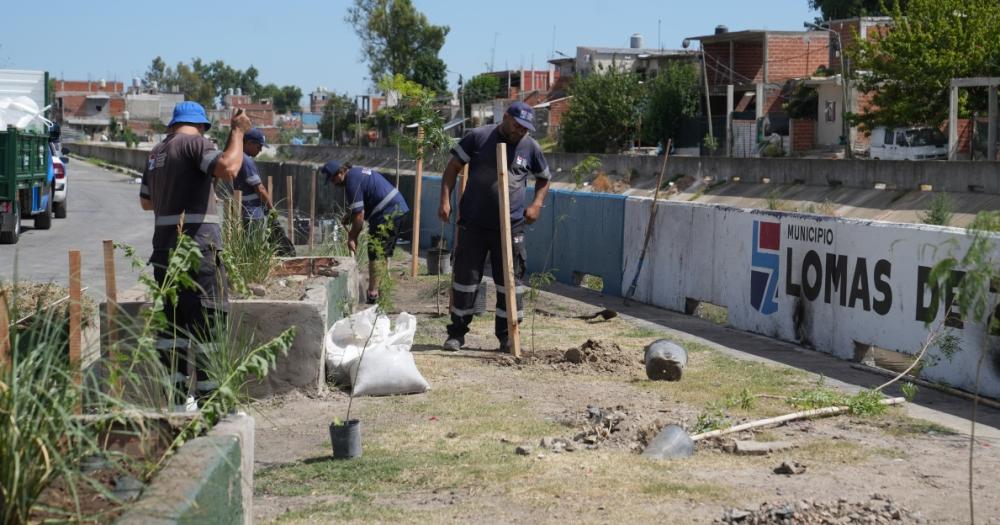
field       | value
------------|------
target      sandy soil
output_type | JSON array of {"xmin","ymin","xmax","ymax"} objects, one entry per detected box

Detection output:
[{"xmin": 251, "ymin": 262, "xmax": 1000, "ymax": 525}]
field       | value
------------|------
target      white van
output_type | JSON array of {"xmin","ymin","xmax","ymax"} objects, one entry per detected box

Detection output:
[{"xmin": 869, "ymin": 126, "xmax": 947, "ymax": 160}]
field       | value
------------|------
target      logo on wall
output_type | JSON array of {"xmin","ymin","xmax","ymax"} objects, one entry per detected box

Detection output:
[{"xmin": 750, "ymin": 220, "xmax": 781, "ymax": 315}]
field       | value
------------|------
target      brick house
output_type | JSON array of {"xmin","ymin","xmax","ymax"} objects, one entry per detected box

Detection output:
[{"xmin": 54, "ymin": 79, "xmax": 126, "ymax": 139}]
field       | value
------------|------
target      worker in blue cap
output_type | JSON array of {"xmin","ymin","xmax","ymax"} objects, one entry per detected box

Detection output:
[
  {"xmin": 321, "ymin": 160, "xmax": 409, "ymax": 304},
  {"xmin": 140, "ymin": 101, "xmax": 252, "ymax": 408},
  {"xmin": 437, "ymin": 101, "xmax": 550, "ymax": 352},
  {"xmin": 233, "ymin": 127, "xmax": 294, "ymax": 255}
]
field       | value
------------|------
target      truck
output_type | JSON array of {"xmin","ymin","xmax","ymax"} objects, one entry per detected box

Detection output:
[{"xmin": 0, "ymin": 70, "xmax": 56, "ymax": 244}]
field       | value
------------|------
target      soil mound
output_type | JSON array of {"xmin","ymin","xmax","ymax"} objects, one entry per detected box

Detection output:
[{"xmin": 496, "ymin": 339, "xmax": 641, "ymax": 376}]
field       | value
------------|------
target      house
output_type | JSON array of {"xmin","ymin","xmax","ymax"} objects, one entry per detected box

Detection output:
[
  {"xmin": 54, "ymin": 79, "xmax": 126, "ymax": 139},
  {"xmin": 477, "ymin": 69, "xmax": 554, "ymax": 101},
  {"xmin": 309, "ymin": 87, "xmax": 333, "ymax": 114}
]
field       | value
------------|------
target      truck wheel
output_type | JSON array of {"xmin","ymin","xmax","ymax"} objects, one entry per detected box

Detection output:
[
  {"xmin": 35, "ymin": 188, "xmax": 52, "ymax": 230},
  {"xmin": 1, "ymin": 201, "xmax": 21, "ymax": 244},
  {"xmin": 54, "ymin": 197, "xmax": 67, "ymax": 219}
]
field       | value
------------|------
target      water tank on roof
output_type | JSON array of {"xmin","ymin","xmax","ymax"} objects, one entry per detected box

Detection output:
[
  {"xmin": 236, "ymin": 87, "xmax": 242, "ymax": 96},
  {"xmin": 631, "ymin": 33, "xmax": 644, "ymax": 49},
  {"xmin": 228, "ymin": 88, "xmax": 235, "ymax": 96},
  {"xmin": 132, "ymin": 77, "xmax": 140, "ymax": 88},
  {"xmin": 715, "ymin": 25, "xmax": 729, "ymax": 35},
  {"xmin": 99, "ymin": 79, "xmax": 107, "ymax": 88}
]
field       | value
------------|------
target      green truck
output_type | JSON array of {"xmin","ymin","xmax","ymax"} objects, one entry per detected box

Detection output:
[{"xmin": 0, "ymin": 70, "xmax": 56, "ymax": 244}]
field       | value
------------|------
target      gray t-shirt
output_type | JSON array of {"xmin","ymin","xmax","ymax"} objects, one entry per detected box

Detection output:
[{"xmin": 141, "ymin": 133, "xmax": 222, "ymax": 250}]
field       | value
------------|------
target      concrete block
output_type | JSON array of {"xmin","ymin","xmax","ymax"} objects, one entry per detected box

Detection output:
[
  {"xmin": 234, "ymin": 299, "xmax": 327, "ymax": 398},
  {"xmin": 209, "ymin": 413, "xmax": 255, "ymax": 525},
  {"xmin": 116, "ymin": 435, "xmax": 243, "ymax": 525}
]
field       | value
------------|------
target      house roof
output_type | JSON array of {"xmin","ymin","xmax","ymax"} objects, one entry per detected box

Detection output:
[
  {"xmin": 579, "ymin": 46, "xmax": 693, "ymax": 57},
  {"xmin": 686, "ymin": 29, "xmax": 823, "ymax": 44}
]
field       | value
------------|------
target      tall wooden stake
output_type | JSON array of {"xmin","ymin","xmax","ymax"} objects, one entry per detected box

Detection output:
[
  {"xmin": 495, "ymin": 143, "xmax": 521, "ymax": 357},
  {"xmin": 309, "ymin": 170, "xmax": 317, "ymax": 253},
  {"xmin": 267, "ymin": 175, "xmax": 274, "ymax": 198},
  {"xmin": 102, "ymin": 240, "xmax": 118, "ymax": 391},
  {"xmin": 69, "ymin": 250, "xmax": 82, "ymax": 412},
  {"xmin": 286, "ymin": 175, "xmax": 294, "ymax": 243},
  {"xmin": 411, "ymin": 127, "xmax": 425, "ymax": 277},
  {"xmin": 0, "ymin": 291, "xmax": 10, "ymax": 368},
  {"xmin": 232, "ymin": 190, "xmax": 243, "ymax": 222}
]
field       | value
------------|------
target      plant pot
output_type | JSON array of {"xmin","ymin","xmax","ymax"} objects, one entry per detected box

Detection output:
[
  {"xmin": 427, "ymin": 248, "xmax": 451, "ymax": 275},
  {"xmin": 329, "ymin": 420, "xmax": 362, "ymax": 459}
]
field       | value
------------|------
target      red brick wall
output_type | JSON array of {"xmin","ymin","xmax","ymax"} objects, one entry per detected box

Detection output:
[
  {"xmin": 956, "ymin": 118, "xmax": 972, "ymax": 153},
  {"xmin": 791, "ymin": 118, "xmax": 816, "ymax": 151},
  {"xmin": 766, "ymin": 33, "xmax": 830, "ymax": 83},
  {"xmin": 548, "ymin": 98, "xmax": 571, "ymax": 133},
  {"xmin": 55, "ymin": 80, "xmax": 124, "ymax": 93},
  {"xmin": 109, "ymin": 98, "xmax": 126, "ymax": 117},
  {"xmin": 704, "ymin": 41, "xmax": 763, "ymax": 88}
]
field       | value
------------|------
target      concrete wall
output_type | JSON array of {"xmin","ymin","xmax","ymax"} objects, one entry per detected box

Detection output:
[
  {"xmin": 75, "ymin": 142, "xmax": 1000, "ymax": 197},
  {"xmin": 621, "ymin": 200, "xmax": 1000, "ymax": 398}
]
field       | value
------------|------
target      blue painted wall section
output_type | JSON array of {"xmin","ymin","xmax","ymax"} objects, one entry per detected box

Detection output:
[{"xmin": 416, "ymin": 177, "xmax": 625, "ymax": 297}]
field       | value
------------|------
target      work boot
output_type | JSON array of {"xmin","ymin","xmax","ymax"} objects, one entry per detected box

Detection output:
[
  {"xmin": 443, "ymin": 338, "xmax": 463, "ymax": 352},
  {"xmin": 497, "ymin": 338, "xmax": 510, "ymax": 353}
]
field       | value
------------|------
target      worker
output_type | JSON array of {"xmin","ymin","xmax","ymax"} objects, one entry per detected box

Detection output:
[
  {"xmin": 234, "ymin": 128, "xmax": 273, "ymax": 220},
  {"xmin": 140, "ymin": 101, "xmax": 252, "ymax": 407},
  {"xmin": 437, "ymin": 102, "xmax": 550, "ymax": 352},
  {"xmin": 232, "ymin": 128, "xmax": 294, "ymax": 255},
  {"xmin": 321, "ymin": 160, "xmax": 410, "ymax": 304}
]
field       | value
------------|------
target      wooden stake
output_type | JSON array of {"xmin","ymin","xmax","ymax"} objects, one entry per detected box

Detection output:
[
  {"xmin": 267, "ymin": 175, "xmax": 273, "ymax": 198},
  {"xmin": 309, "ymin": 170, "xmax": 317, "ymax": 253},
  {"xmin": 232, "ymin": 190, "xmax": 242, "ymax": 221},
  {"xmin": 286, "ymin": 175, "xmax": 294, "ymax": 243},
  {"xmin": 495, "ymin": 143, "xmax": 521, "ymax": 357},
  {"xmin": 69, "ymin": 250, "xmax": 82, "ymax": 411},
  {"xmin": 0, "ymin": 291, "xmax": 10, "ymax": 368},
  {"xmin": 411, "ymin": 127, "xmax": 425, "ymax": 277}
]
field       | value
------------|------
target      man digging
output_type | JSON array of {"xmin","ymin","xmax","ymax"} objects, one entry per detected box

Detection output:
[{"xmin": 437, "ymin": 102, "xmax": 550, "ymax": 352}]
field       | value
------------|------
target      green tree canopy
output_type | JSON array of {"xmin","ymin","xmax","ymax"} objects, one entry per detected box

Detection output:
[
  {"xmin": 346, "ymin": 0, "xmax": 450, "ymax": 93},
  {"xmin": 142, "ymin": 57, "xmax": 300, "ymax": 112},
  {"xmin": 319, "ymin": 92, "xmax": 355, "ymax": 142},
  {"xmin": 851, "ymin": 0, "xmax": 1000, "ymax": 129},
  {"xmin": 561, "ymin": 67, "xmax": 645, "ymax": 153},
  {"xmin": 461, "ymin": 74, "xmax": 502, "ymax": 117},
  {"xmin": 641, "ymin": 63, "xmax": 701, "ymax": 145},
  {"xmin": 809, "ymin": 0, "xmax": 906, "ymax": 19}
]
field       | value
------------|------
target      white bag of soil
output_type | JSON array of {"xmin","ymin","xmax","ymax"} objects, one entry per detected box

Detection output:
[{"xmin": 325, "ymin": 306, "xmax": 429, "ymax": 396}]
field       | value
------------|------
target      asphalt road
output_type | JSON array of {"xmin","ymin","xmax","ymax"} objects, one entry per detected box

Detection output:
[{"xmin": 0, "ymin": 159, "xmax": 153, "ymax": 298}]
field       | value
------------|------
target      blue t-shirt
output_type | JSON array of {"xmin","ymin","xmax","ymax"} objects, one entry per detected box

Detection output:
[
  {"xmin": 234, "ymin": 154, "xmax": 265, "ymax": 219},
  {"xmin": 451, "ymin": 124, "xmax": 549, "ymax": 231},
  {"xmin": 344, "ymin": 166, "xmax": 409, "ymax": 226}
]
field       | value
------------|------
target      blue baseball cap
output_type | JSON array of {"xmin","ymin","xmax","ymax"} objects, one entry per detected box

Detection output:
[
  {"xmin": 168, "ymin": 101, "xmax": 211, "ymax": 129},
  {"xmin": 244, "ymin": 128, "xmax": 266, "ymax": 145},
  {"xmin": 506, "ymin": 101, "xmax": 536, "ymax": 131},
  {"xmin": 320, "ymin": 160, "xmax": 342, "ymax": 184}
]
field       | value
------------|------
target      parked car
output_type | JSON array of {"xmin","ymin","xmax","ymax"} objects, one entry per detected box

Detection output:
[{"xmin": 869, "ymin": 126, "xmax": 947, "ymax": 160}]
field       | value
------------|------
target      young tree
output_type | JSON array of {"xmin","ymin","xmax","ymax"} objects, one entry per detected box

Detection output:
[
  {"xmin": 319, "ymin": 93, "xmax": 355, "ymax": 142},
  {"xmin": 642, "ymin": 63, "xmax": 700, "ymax": 146},
  {"xmin": 561, "ymin": 67, "xmax": 645, "ymax": 153},
  {"xmin": 346, "ymin": 0, "xmax": 450, "ymax": 92},
  {"xmin": 809, "ymin": 0, "xmax": 906, "ymax": 19},
  {"xmin": 851, "ymin": 0, "xmax": 1000, "ymax": 129}
]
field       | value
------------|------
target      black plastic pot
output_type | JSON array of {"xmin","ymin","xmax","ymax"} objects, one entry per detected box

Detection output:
[{"xmin": 329, "ymin": 420, "xmax": 362, "ymax": 459}]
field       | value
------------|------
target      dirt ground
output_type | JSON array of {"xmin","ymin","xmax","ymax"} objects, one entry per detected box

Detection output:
[{"xmin": 251, "ymin": 258, "xmax": 1000, "ymax": 525}]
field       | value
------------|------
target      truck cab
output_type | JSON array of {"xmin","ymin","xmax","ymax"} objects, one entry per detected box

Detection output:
[{"xmin": 869, "ymin": 126, "xmax": 947, "ymax": 160}]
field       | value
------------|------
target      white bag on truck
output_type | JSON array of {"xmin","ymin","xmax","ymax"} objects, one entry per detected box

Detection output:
[{"xmin": 324, "ymin": 306, "xmax": 429, "ymax": 396}]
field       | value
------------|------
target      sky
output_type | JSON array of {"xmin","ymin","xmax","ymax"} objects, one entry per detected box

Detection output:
[{"xmin": 1, "ymin": 0, "xmax": 819, "ymax": 108}]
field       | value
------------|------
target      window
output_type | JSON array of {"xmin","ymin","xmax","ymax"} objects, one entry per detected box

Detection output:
[
  {"xmin": 95, "ymin": 105, "xmax": 103, "ymax": 112},
  {"xmin": 824, "ymin": 100, "xmax": 837, "ymax": 122},
  {"xmin": 884, "ymin": 128, "xmax": 894, "ymax": 145},
  {"xmin": 895, "ymin": 131, "xmax": 908, "ymax": 147}
]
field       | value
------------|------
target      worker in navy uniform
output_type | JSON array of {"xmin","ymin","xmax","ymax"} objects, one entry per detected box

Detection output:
[
  {"xmin": 321, "ymin": 160, "xmax": 410, "ymax": 304},
  {"xmin": 232, "ymin": 128, "xmax": 294, "ymax": 255},
  {"xmin": 437, "ymin": 102, "xmax": 550, "ymax": 352},
  {"xmin": 234, "ymin": 128, "xmax": 273, "ymax": 220},
  {"xmin": 140, "ymin": 101, "xmax": 252, "ymax": 407}
]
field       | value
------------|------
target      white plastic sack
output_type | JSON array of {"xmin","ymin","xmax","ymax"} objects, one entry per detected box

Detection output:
[
  {"xmin": 324, "ymin": 306, "xmax": 429, "ymax": 396},
  {"xmin": 0, "ymin": 96, "xmax": 53, "ymax": 132}
]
